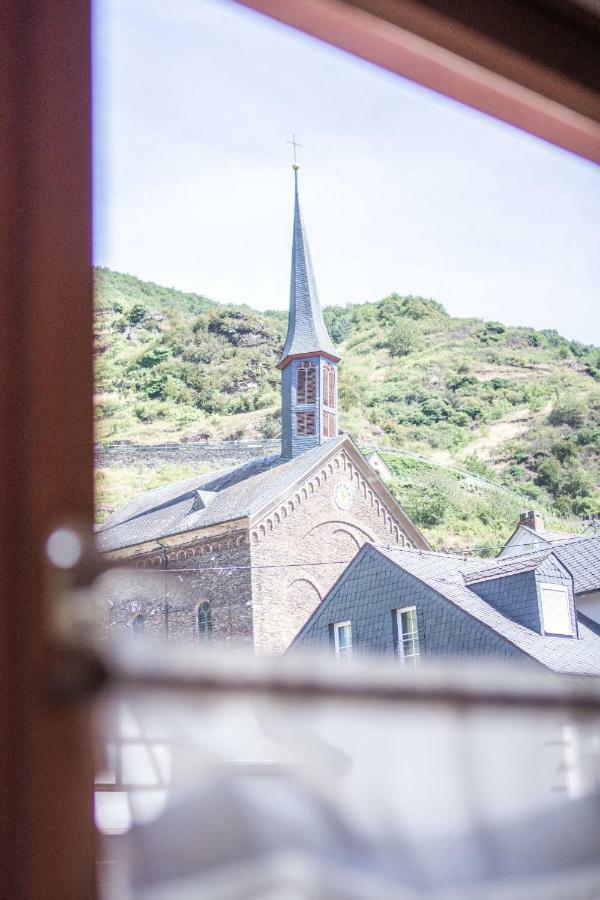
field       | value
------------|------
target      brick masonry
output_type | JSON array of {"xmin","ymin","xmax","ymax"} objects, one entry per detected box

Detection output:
[{"xmin": 100, "ymin": 443, "xmax": 421, "ymax": 653}]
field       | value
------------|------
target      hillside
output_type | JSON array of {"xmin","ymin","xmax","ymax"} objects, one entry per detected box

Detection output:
[{"xmin": 94, "ymin": 267, "xmax": 600, "ymax": 547}]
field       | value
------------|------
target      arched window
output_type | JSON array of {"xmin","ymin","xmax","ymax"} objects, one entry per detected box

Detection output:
[
  {"xmin": 296, "ymin": 361, "xmax": 316, "ymax": 404},
  {"xmin": 197, "ymin": 601, "xmax": 212, "ymax": 643},
  {"xmin": 130, "ymin": 614, "xmax": 145, "ymax": 636},
  {"xmin": 323, "ymin": 363, "xmax": 336, "ymax": 408}
]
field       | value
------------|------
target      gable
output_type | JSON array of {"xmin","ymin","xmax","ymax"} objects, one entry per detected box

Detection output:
[{"xmin": 248, "ymin": 435, "xmax": 429, "ymax": 551}]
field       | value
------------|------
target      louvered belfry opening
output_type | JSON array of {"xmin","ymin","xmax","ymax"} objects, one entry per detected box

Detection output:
[
  {"xmin": 323, "ymin": 363, "xmax": 336, "ymax": 409},
  {"xmin": 297, "ymin": 361, "xmax": 317, "ymax": 404}
]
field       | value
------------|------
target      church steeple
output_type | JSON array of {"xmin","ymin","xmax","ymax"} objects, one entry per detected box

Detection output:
[{"xmin": 279, "ymin": 165, "xmax": 341, "ymax": 459}]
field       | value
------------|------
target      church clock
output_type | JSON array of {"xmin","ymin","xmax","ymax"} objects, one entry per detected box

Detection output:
[{"xmin": 334, "ymin": 482, "xmax": 353, "ymax": 510}]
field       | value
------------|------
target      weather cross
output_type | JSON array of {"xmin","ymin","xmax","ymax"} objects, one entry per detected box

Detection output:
[{"xmin": 286, "ymin": 133, "xmax": 302, "ymax": 169}]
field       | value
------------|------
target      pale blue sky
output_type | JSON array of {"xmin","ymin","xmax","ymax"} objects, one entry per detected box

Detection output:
[{"xmin": 93, "ymin": 0, "xmax": 600, "ymax": 343}]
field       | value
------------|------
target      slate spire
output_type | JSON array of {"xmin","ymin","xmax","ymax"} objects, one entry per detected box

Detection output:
[
  {"xmin": 279, "ymin": 165, "xmax": 341, "ymax": 459},
  {"xmin": 278, "ymin": 166, "xmax": 340, "ymax": 368}
]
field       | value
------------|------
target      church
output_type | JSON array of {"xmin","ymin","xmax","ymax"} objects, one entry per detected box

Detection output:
[{"xmin": 97, "ymin": 166, "xmax": 429, "ymax": 653}]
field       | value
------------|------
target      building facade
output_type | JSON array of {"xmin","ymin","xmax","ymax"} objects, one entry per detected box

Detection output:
[
  {"xmin": 293, "ymin": 543, "xmax": 600, "ymax": 675},
  {"xmin": 97, "ymin": 168, "xmax": 429, "ymax": 652}
]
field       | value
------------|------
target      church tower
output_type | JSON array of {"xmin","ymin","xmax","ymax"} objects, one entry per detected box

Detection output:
[{"xmin": 279, "ymin": 165, "xmax": 341, "ymax": 459}]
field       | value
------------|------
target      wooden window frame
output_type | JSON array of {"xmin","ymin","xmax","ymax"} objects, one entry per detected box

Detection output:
[{"xmin": 1, "ymin": 0, "xmax": 597, "ymax": 896}]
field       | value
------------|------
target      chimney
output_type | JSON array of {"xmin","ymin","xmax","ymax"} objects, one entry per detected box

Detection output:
[{"xmin": 519, "ymin": 510, "xmax": 544, "ymax": 531}]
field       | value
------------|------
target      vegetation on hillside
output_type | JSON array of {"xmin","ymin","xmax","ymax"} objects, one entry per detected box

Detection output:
[{"xmin": 94, "ymin": 267, "xmax": 599, "ymax": 544}]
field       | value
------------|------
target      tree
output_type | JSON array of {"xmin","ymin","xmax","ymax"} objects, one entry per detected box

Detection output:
[{"xmin": 387, "ymin": 321, "xmax": 418, "ymax": 357}]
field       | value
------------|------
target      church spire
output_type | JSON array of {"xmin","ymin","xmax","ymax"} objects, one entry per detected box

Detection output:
[
  {"xmin": 278, "ymin": 166, "xmax": 340, "ymax": 369},
  {"xmin": 280, "ymin": 164, "xmax": 341, "ymax": 459}
]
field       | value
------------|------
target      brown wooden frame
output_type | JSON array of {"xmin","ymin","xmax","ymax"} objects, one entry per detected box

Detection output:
[
  {"xmin": 0, "ymin": 1, "xmax": 95, "ymax": 897},
  {"xmin": 0, "ymin": 0, "xmax": 597, "ymax": 896},
  {"xmin": 236, "ymin": 0, "xmax": 600, "ymax": 163}
]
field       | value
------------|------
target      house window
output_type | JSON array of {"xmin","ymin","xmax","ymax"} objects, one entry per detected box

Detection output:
[
  {"xmin": 296, "ymin": 361, "xmax": 316, "ymax": 404},
  {"xmin": 130, "ymin": 614, "xmax": 145, "ymax": 636},
  {"xmin": 296, "ymin": 411, "xmax": 316, "ymax": 436},
  {"xmin": 197, "ymin": 601, "xmax": 212, "ymax": 643},
  {"xmin": 394, "ymin": 607, "xmax": 420, "ymax": 663},
  {"xmin": 332, "ymin": 621, "xmax": 352, "ymax": 657},
  {"xmin": 323, "ymin": 363, "xmax": 336, "ymax": 408},
  {"xmin": 539, "ymin": 584, "xmax": 572, "ymax": 636}
]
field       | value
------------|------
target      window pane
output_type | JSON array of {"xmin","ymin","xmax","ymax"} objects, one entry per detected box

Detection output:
[{"xmin": 540, "ymin": 584, "xmax": 572, "ymax": 635}]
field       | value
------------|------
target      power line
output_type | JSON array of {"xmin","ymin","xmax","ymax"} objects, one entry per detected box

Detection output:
[{"xmin": 114, "ymin": 533, "xmax": 597, "ymax": 574}]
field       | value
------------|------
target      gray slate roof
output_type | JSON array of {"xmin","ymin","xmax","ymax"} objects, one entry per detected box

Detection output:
[
  {"xmin": 552, "ymin": 535, "xmax": 600, "ymax": 594},
  {"xmin": 362, "ymin": 545, "xmax": 600, "ymax": 675},
  {"xmin": 464, "ymin": 551, "xmax": 557, "ymax": 584},
  {"xmin": 97, "ymin": 435, "xmax": 348, "ymax": 552},
  {"xmin": 278, "ymin": 169, "xmax": 339, "ymax": 366}
]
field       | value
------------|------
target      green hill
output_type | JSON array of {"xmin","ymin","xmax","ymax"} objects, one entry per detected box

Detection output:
[{"xmin": 95, "ymin": 267, "xmax": 600, "ymax": 548}]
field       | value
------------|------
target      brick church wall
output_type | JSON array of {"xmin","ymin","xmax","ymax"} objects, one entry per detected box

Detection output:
[
  {"xmin": 249, "ymin": 445, "xmax": 417, "ymax": 653},
  {"xmin": 99, "ymin": 526, "xmax": 253, "ymax": 646}
]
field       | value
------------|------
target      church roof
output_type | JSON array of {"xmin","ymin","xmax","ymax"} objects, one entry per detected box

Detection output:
[
  {"xmin": 278, "ymin": 168, "xmax": 339, "ymax": 367},
  {"xmin": 97, "ymin": 435, "xmax": 346, "ymax": 552},
  {"xmin": 97, "ymin": 434, "xmax": 429, "ymax": 554}
]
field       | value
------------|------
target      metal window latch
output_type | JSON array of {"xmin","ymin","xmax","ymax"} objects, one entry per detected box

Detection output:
[{"xmin": 45, "ymin": 520, "xmax": 112, "ymax": 703}]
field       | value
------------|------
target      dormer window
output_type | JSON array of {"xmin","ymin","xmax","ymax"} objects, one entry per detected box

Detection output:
[
  {"xmin": 539, "ymin": 583, "xmax": 573, "ymax": 636},
  {"xmin": 323, "ymin": 363, "xmax": 336, "ymax": 408},
  {"xmin": 296, "ymin": 361, "xmax": 316, "ymax": 404}
]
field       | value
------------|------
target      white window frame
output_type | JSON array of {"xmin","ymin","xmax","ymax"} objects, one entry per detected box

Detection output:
[
  {"xmin": 539, "ymin": 583, "xmax": 573, "ymax": 636},
  {"xmin": 332, "ymin": 621, "xmax": 352, "ymax": 657},
  {"xmin": 395, "ymin": 606, "xmax": 420, "ymax": 664}
]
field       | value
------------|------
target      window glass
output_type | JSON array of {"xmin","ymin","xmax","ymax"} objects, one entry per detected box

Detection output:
[
  {"xmin": 197, "ymin": 602, "xmax": 213, "ymax": 643},
  {"xmin": 395, "ymin": 607, "xmax": 420, "ymax": 664},
  {"xmin": 333, "ymin": 621, "xmax": 352, "ymax": 656},
  {"xmin": 539, "ymin": 584, "xmax": 572, "ymax": 635},
  {"xmin": 131, "ymin": 614, "xmax": 145, "ymax": 636}
]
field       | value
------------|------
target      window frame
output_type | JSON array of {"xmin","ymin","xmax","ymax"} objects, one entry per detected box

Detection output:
[
  {"xmin": 197, "ymin": 601, "xmax": 213, "ymax": 643},
  {"xmin": 332, "ymin": 620, "xmax": 353, "ymax": 657},
  {"xmin": 394, "ymin": 606, "xmax": 421, "ymax": 664},
  {"xmin": 539, "ymin": 583, "xmax": 573, "ymax": 637}
]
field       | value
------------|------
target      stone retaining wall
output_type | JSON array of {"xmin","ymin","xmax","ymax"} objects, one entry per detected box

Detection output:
[{"xmin": 95, "ymin": 439, "xmax": 281, "ymax": 469}]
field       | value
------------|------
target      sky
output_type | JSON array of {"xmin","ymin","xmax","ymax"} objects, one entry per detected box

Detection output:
[{"xmin": 93, "ymin": 0, "xmax": 600, "ymax": 343}]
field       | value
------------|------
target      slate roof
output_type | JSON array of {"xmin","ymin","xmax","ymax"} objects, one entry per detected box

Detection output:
[
  {"xmin": 346, "ymin": 545, "xmax": 600, "ymax": 675},
  {"xmin": 464, "ymin": 551, "xmax": 558, "ymax": 585},
  {"xmin": 97, "ymin": 435, "xmax": 347, "ymax": 553},
  {"xmin": 552, "ymin": 535, "xmax": 600, "ymax": 594},
  {"xmin": 278, "ymin": 168, "xmax": 339, "ymax": 366}
]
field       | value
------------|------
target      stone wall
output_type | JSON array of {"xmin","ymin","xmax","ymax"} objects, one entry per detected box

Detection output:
[
  {"xmin": 95, "ymin": 440, "xmax": 281, "ymax": 469},
  {"xmin": 99, "ymin": 526, "xmax": 253, "ymax": 646}
]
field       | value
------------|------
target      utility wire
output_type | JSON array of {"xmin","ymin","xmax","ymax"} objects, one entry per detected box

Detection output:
[{"xmin": 115, "ymin": 533, "xmax": 597, "ymax": 574}]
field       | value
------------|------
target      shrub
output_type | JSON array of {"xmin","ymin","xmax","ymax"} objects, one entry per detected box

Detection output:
[
  {"xmin": 128, "ymin": 303, "xmax": 150, "ymax": 325},
  {"xmin": 548, "ymin": 398, "xmax": 586, "ymax": 428},
  {"xmin": 387, "ymin": 321, "xmax": 419, "ymax": 357}
]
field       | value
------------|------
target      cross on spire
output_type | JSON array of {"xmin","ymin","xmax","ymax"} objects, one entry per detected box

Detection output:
[{"xmin": 286, "ymin": 133, "xmax": 302, "ymax": 167}]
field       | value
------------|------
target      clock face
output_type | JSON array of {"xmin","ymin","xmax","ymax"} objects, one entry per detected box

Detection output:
[{"xmin": 334, "ymin": 482, "xmax": 353, "ymax": 510}]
